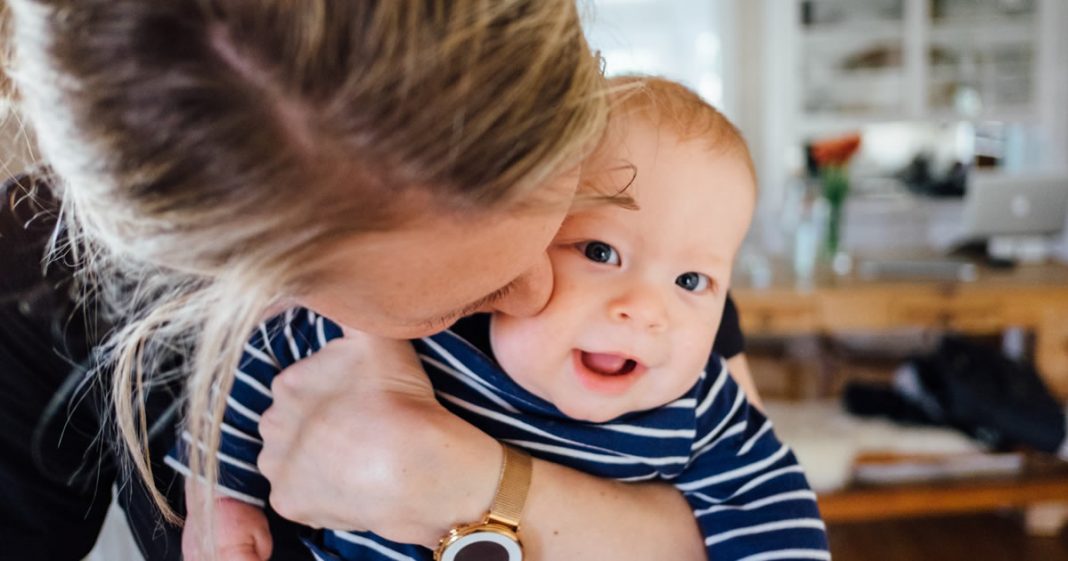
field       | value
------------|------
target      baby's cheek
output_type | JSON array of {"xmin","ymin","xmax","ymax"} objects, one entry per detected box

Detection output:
[
  {"xmin": 677, "ymin": 330, "xmax": 720, "ymax": 378},
  {"xmin": 490, "ymin": 315, "xmax": 555, "ymax": 388}
]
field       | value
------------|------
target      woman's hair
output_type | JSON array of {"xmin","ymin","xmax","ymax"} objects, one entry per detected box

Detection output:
[{"xmin": 3, "ymin": 0, "xmax": 607, "ymax": 537}]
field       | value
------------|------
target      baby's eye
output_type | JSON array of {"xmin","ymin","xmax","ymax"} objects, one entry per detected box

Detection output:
[
  {"xmin": 580, "ymin": 241, "xmax": 621, "ymax": 266},
  {"xmin": 676, "ymin": 272, "xmax": 711, "ymax": 292}
]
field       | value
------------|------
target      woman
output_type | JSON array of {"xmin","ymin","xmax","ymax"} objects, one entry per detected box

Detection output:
[{"xmin": 3, "ymin": 2, "xmax": 753, "ymax": 559}]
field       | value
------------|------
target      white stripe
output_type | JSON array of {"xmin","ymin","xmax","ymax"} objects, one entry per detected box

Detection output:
[
  {"xmin": 738, "ymin": 549, "xmax": 832, "ymax": 561},
  {"xmin": 692, "ymin": 389, "xmax": 746, "ymax": 452},
  {"xmin": 696, "ymin": 361, "xmax": 728, "ymax": 418},
  {"xmin": 616, "ymin": 472, "xmax": 661, "ymax": 482},
  {"xmin": 436, "ymin": 392, "xmax": 613, "ymax": 452},
  {"xmin": 257, "ymin": 322, "xmax": 281, "ymax": 365},
  {"xmin": 234, "ymin": 369, "xmax": 273, "ymax": 398},
  {"xmin": 311, "ymin": 552, "xmax": 329, "ymax": 561},
  {"xmin": 331, "ymin": 531, "xmax": 420, "ymax": 561},
  {"xmin": 738, "ymin": 420, "xmax": 773, "ymax": 456},
  {"xmin": 695, "ymin": 490, "xmax": 818, "ymax": 517},
  {"xmin": 163, "ymin": 456, "xmax": 267, "ymax": 508},
  {"xmin": 181, "ymin": 432, "xmax": 261, "ymax": 474},
  {"xmin": 504, "ymin": 439, "xmax": 688, "ymax": 466},
  {"xmin": 692, "ymin": 422, "xmax": 746, "ymax": 460},
  {"xmin": 420, "ymin": 354, "xmax": 519, "ymax": 414},
  {"xmin": 283, "ymin": 310, "xmax": 302, "ymax": 360},
  {"xmin": 226, "ymin": 395, "xmax": 262, "ymax": 423},
  {"xmin": 437, "ymin": 392, "xmax": 670, "ymax": 462},
  {"xmin": 315, "ymin": 314, "xmax": 328, "ymax": 348},
  {"xmin": 421, "ymin": 336, "xmax": 519, "ymax": 412},
  {"xmin": 220, "ymin": 421, "xmax": 262, "ymax": 444},
  {"xmin": 705, "ymin": 518, "xmax": 827, "ymax": 547},
  {"xmin": 692, "ymin": 463, "xmax": 807, "ymax": 502},
  {"xmin": 677, "ymin": 444, "xmax": 791, "ymax": 492},
  {"xmin": 599, "ymin": 423, "xmax": 696, "ymax": 439},
  {"xmin": 665, "ymin": 397, "xmax": 697, "ymax": 409},
  {"xmin": 440, "ymin": 328, "xmax": 499, "ymax": 357},
  {"xmin": 243, "ymin": 342, "xmax": 278, "ymax": 369}
]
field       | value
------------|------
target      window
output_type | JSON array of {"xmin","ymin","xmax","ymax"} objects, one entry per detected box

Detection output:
[{"xmin": 584, "ymin": 0, "xmax": 729, "ymax": 112}]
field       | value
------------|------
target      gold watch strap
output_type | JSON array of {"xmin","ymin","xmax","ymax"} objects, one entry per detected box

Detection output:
[{"xmin": 485, "ymin": 445, "xmax": 532, "ymax": 529}]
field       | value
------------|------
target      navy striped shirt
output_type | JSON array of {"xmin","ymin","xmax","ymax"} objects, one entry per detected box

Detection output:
[{"xmin": 167, "ymin": 308, "xmax": 829, "ymax": 561}]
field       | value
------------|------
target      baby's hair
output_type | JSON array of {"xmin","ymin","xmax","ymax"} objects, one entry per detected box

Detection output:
[{"xmin": 609, "ymin": 75, "xmax": 756, "ymax": 182}]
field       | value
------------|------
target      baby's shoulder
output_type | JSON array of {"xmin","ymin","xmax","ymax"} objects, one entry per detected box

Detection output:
[{"xmin": 245, "ymin": 307, "xmax": 344, "ymax": 368}]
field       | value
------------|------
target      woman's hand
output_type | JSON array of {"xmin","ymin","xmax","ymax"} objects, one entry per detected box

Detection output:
[{"xmin": 256, "ymin": 332, "xmax": 501, "ymax": 547}]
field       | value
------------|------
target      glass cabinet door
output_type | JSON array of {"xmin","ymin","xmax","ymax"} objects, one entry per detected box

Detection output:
[
  {"xmin": 927, "ymin": 0, "xmax": 1038, "ymax": 117},
  {"xmin": 799, "ymin": 0, "xmax": 906, "ymax": 118}
]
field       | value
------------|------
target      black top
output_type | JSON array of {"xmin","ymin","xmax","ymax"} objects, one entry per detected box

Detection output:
[
  {"xmin": 715, "ymin": 295, "xmax": 745, "ymax": 360},
  {"xmin": 0, "ymin": 174, "xmax": 121, "ymax": 557}
]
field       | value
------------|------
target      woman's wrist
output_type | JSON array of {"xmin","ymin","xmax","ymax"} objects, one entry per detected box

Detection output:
[
  {"xmin": 422, "ymin": 410, "xmax": 705, "ymax": 560},
  {"xmin": 424, "ymin": 407, "xmax": 505, "ymax": 541}
]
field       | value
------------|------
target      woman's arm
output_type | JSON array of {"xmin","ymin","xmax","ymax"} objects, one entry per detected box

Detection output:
[
  {"xmin": 257, "ymin": 333, "xmax": 706, "ymax": 561},
  {"xmin": 523, "ymin": 456, "xmax": 705, "ymax": 560},
  {"xmin": 727, "ymin": 352, "xmax": 763, "ymax": 411}
]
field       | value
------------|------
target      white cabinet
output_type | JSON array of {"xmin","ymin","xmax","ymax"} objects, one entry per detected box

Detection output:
[
  {"xmin": 790, "ymin": 0, "xmax": 1058, "ymax": 134},
  {"xmin": 752, "ymin": 0, "xmax": 1063, "ymax": 255}
]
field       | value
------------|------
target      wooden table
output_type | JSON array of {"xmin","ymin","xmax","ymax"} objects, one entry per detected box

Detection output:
[
  {"xmin": 732, "ymin": 257, "xmax": 1068, "ymax": 529},
  {"xmin": 732, "ymin": 258, "xmax": 1068, "ymax": 398},
  {"xmin": 815, "ymin": 454, "xmax": 1068, "ymax": 527}
]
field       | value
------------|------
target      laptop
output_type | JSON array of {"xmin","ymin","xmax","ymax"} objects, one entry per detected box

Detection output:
[
  {"xmin": 860, "ymin": 173, "xmax": 1068, "ymax": 279},
  {"xmin": 961, "ymin": 173, "xmax": 1068, "ymax": 239}
]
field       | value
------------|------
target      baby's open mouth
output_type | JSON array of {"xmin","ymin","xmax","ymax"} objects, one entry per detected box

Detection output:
[{"xmin": 580, "ymin": 351, "xmax": 640, "ymax": 376}]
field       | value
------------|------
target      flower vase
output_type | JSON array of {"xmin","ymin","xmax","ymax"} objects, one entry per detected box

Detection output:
[{"xmin": 821, "ymin": 166, "xmax": 851, "ymax": 274}]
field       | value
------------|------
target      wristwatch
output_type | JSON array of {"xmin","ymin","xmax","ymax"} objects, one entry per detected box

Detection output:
[{"xmin": 434, "ymin": 445, "xmax": 533, "ymax": 561}]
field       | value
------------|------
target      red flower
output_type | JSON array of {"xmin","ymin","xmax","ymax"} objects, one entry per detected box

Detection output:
[{"xmin": 810, "ymin": 133, "xmax": 862, "ymax": 167}]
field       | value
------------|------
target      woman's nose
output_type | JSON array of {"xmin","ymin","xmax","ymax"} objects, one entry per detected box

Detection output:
[
  {"xmin": 488, "ymin": 253, "xmax": 554, "ymax": 318},
  {"xmin": 608, "ymin": 284, "xmax": 668, "ymax": 333}
]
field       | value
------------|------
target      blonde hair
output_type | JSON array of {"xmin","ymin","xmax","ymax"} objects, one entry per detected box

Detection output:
[{"xmin": 3, "ymin": 0, "xmax": 608, "ymax": 544}]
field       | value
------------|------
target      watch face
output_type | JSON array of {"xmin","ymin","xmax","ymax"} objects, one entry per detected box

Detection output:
[
  {"xmin": 440, "ymin": 530, "xmax": 522, "ymax": 561},
  {"xmin": 455, "ymin": 541, "xmax": 510, "ymax": 561}
]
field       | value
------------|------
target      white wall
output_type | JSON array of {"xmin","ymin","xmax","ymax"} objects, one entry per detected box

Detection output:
[{"xmin": 729, "ymin": 0, "xmax": 794, "ymax": 255}]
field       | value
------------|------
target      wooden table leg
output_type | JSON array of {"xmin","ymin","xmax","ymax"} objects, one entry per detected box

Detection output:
[{"xmin": 1035, "ymin": 306, "xmax": 1068, "ymax": 400}]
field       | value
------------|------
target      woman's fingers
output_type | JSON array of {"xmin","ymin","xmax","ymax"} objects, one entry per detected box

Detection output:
[{"xmin": 258, "ymin": 333, "xmax": 499, "ymax": 544}]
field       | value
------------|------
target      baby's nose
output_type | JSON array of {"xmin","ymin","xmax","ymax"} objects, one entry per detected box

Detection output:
[{"xmin": 608, "ymin": 286, "xmax": 668, "ymax": 333}]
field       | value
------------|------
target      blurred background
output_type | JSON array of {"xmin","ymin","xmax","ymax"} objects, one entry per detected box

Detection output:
[
  {"xmin": 4, "ymin": 1, "xmax": 1064, "ymax": 560},
  {"xmin": 584, "ymin": 1, "xmax": 1068, "ymax": 560}
]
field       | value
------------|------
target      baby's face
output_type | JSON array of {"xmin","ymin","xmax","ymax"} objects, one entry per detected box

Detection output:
[{"xmin": 490, "ymin": 117, "xmax": 755, "ymax": 423}]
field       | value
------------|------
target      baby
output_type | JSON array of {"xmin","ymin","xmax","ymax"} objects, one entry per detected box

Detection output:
[{"xmin": 169, "ymin": 76, "xmax": 829, "ymax": 561}]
